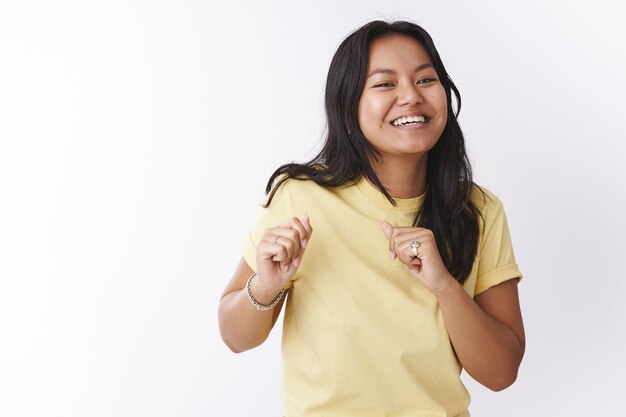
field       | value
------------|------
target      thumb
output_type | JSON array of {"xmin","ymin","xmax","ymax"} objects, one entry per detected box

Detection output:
[
  {"xmin": 380, "ymin": 221, "xmax": 393, "ymax": 240},
  {"xmin": 380, "ymin": 221, "xmax": 397, "ymax": 259},
  {"xmin": 301, "ymin": 213, "xmax": 310, "ymax": 227}
]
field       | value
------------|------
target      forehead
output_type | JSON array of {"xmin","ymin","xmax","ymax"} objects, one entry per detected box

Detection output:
[{"xmin": 367, "ymin": 34, "xmax": 433, "ymax": 68}]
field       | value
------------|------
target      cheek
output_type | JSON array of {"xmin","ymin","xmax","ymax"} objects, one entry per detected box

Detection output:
[
  {"xmin": 430, "ymin": 90, "xmax": 448, "ymax": 118},
  {"xmin": 357, "ymin": 100, "xmax": 374, "ymax": 133},
  {"xmin": 356, "ymin": 110, "xmax": 366, "ymax": 135},
  {"xmin": 360, "ymin": 94, "xmax": 388, "ymax": 124},
  {"xmin": 437, "ymin": 98, "xmax": 448, "ymax": 119}
]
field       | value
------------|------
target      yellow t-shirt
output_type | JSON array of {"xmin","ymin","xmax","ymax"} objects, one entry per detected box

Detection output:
[{"xmin": 242, "ymin": 177, "xmax": 522, "ymax": 417}]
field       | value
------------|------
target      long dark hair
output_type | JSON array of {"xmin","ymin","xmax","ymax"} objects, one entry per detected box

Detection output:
[{"xmin": 264, "ymin": 20, "xmax": 485, "ymax": 284}]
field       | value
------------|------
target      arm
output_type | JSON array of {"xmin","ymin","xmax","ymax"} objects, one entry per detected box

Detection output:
[
  {"xmin": 433, "ymin": 278, "xmax": 525, "ymax": 391},
  {"xmin": 218, "ymin": 257, "xmax": 288, "ymax": 353},
  {"xmin": 381, "ymin": 222, "xmax": 525, "ymax": 391},
  {"xmin": 218, "ymin": 215, "xmax": 312, "ymax": 353}
]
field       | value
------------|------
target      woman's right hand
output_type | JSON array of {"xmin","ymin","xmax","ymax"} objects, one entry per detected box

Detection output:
[{"xmin": 254, "ymin": 215, "xmax": 313, "ymax": 295}]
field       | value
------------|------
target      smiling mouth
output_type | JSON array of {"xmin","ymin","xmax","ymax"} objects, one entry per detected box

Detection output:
[{"xmin": 391, "ymin": 115, "xmax": 430, "ymax": 126}]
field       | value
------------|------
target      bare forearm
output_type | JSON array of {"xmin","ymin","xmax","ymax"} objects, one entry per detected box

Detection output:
[
  {"xmin": 218, "ymin": 285, "xmax": 281, "ymax": 353},
  {"xmin": 435, "ymin": 279, "xmax": 524, "ymax": 391}
]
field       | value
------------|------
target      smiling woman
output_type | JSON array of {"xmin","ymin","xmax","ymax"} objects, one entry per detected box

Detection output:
[
  {"xmin": 218, "ymin": 20, "xmax": 524, "ymax": 417},
  {"xmin": 358, "ymin": 34, "xmax": 448, "ymax": 198},
  {"xmin": 360, "ymin": 40, "xmax": 447, "ymax": 142}
]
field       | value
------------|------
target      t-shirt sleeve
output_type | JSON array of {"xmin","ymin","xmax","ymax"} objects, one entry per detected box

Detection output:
[
  {"xmin": 242, "ymin": 179, "xmax": 297, "ymax": 275},
  {"xmin": 474, "ymin": 194, "xmax": 523, "ymax": 296}
]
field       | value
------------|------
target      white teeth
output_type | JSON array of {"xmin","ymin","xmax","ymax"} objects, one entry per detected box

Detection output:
[{"xmin": 392, "ymin": 115, "xmax": 427, "ymax": 126}]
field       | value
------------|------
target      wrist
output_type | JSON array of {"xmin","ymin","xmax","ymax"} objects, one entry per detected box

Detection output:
[
  {"xmin": 430, "ymin": 274, "xmax": 459, "ymax": 297},
  {"xmin": 252, "ymin": 275, "xmax": 283, "ymax": 299},
  {"xmin": 246, "ymin": 273, "xmax": 286, "ymax": 310}
]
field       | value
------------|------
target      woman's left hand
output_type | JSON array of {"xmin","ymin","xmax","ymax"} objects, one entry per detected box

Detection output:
[{"xmin": 381, "ymin": 221, "xmax": 455, "ymax": 294}]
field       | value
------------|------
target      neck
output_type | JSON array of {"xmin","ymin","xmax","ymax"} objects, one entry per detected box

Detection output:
[{"xmin": 370, "ymin": 154, "xmax": 428, "ymax": 199}]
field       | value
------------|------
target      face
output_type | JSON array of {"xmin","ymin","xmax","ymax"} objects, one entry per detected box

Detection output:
[{"xmin": 357, "ymin": 34, "xmax": 448, "ymax": 160}]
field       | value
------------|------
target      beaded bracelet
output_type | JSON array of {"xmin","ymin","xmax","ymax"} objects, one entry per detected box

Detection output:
[{"xmin": 246, "ymin": 273, "xmax": 286, "ymax": 311}]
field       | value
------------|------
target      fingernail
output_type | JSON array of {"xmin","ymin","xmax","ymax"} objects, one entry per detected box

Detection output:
[
  {"xmin": 389, "ymin": 251, "xmax": 394, "ymax": 260},
  {"xmin": 283, "ymin": 264, "xmax": 290, "ymax": 273},
  {"xmin": 302, "ymin": 239, "xmax": 308, "ymax": 248}
]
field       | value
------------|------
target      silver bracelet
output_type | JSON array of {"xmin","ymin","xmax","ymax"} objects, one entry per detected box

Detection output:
[{"xmin": 246, "ymin": 273, "xmax": 286, "ymax": 311}]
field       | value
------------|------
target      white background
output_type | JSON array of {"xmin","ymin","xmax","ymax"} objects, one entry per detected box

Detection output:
[{"xmin": 1, "ymin": 0, "xmax": 625, "ymax": 416}]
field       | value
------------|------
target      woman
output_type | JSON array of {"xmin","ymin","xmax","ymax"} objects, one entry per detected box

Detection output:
[{"xmin": 218, "ymin": 20, "xmax": 525, "ymax": 417}]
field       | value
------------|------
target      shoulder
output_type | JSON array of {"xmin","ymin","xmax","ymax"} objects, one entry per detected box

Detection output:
[
  {"xmin": 471, "ymin": 183, "xmax": 505, "ymax": 216},
  {"xmin": 469, "ymin": 184, "xmax": 510, "ymax": 234},
  {"xmin": 265, "ymin": 175, "xmax": 327, "ymax": 206}
]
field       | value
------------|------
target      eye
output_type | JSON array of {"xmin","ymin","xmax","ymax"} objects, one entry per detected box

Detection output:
[
  {"xmin": 373, "ymin": 82, "xmax": 394, "ymax": 88},
  {"xmin": 417, "ymin": 78, "xmax": 437, "ymax": 85}
]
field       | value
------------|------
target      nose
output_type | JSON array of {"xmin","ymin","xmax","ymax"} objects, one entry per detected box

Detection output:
[{"xmin": 397, "ymin": 81, "xmax": 424, "ymax": 106}]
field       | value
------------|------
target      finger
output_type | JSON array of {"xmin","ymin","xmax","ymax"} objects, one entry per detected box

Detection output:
[
  {"xmin": 388, "ymin": 227, "xmax": 429, "ymax": 260},
  {"xmin": 266, "ymin": 216, "xmax": 312, "ymax": 269},
  {"xmin": 279, "ymin": 218, "xmax": 305, "ymax": 244},
  {"xmin": 300, "ymin": 214, "xmax": 313, "ymax": 247},
  {"xmin": 260, "ymin": 232, "xmax": 298, "ymax": 266},
  {"xmin": 393, "ymin": 228, "xmax": 431, "ymax": 243},
  {"xmin": 393, "ymin": 229, "xmax": 427, "ymax": 250},
  {"xmin": 291, "ymin": 215, "xmax": 313, "ymax": 267},
  {"xmin": 399, "ymin": 235, "xmax": 433, "ymax": 265},
  {"xmin": 297, "ymin": 215, "xmax": 313, "ymax": 250},
  {"xmin": 380, "ymin": 221, "xmax": 393, "ymax": 240},
  {"xmin": 279, "ymin": 260, "xmax": 291, "ymax": 273},
  {"xmin": 275, "ymin": 236, "xmax": 297, "ymax": 263},
  {"xmin": 258, "ymin": 241, "xmax": 290, "ymax": 263},
  {"xmin": 397, "ymin": 235, "xmax": 443, "ymax": 268},
  {"xmin": 380, "ymin": 221, "xmax": 398, "ymax": 259},
  {"xmin": 399, "ymin": 240, "xmax": 419, "ymax": 263},
  {"xmin": 270, "ymin": 243, "xmax": 294, "ymax": 274},
  {"xmin": 261, "ymin": 233, "xmax": 298, "ymax": 259},
  {"xmin": 393, "ymin": 231, "xmax": 433, "ymax": 255},
  {"xmin": 392, "ymin": 226, "xmax": 428, "ymax": 234},
  {"xmin": 407, "ymin": 263, "xmax": 422, "ymax": 275},
  {"xmin": 286, "ymin": 215, "xmax": 312, "ymax": 262},
  {"xmin": 266, "ymin": 227, "xmax": 302, "ymax": 257}
]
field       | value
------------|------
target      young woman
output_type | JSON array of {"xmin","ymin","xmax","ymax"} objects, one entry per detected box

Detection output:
[{"xmin": 218, "ymin": 20, "xmax": 525, "ymax": 417}]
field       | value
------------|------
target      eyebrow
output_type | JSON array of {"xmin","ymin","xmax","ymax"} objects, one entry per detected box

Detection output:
[{"xmin": 367, "ymin": 63, "xmax": 435, "ymax": 78}]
